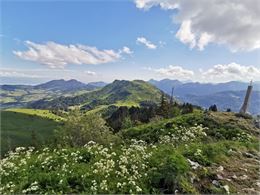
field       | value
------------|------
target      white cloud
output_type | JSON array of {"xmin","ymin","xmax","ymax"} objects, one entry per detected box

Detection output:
[
  {"xmin": 84, "ymin": 70, "xmax": 96, "ymax": 76},
  {"xmin": 202, "ymin": 63, "xmax": 260, "ymax": 82},
  {"xmin": 120, "ymin": 46, "xmax": 133, "ymax": 54},
  {"xmin": 13, "ymin": 41, "xmax": 130, "ymax": 68},
  {"xmin": 154, "ymin": 65, "xmax": 194, "ymax": 79},
  {"xmin": 135, "ymin": 0, "xmax": 260, "ymax": 51},
  {"xmin": 175, "ymin": 20, "xmax": 196, "ymax": 49},
  {"xmin": 144, "ymin": 63, "xmax": 260, "ymax": 82},
  {"xmin": 136, "ymin": 37, "xmax": 157, "ymax": 49},
  {"xmin": 135, "ymin": 0, "xmax": 178, "ymax": 10}
]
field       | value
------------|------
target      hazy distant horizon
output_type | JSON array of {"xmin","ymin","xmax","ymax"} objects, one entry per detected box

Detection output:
[{"xmin": 1, "ymin": 77, "xmax": 259, "ymax": 86}]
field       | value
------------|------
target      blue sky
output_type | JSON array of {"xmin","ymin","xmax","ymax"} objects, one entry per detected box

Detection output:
[{"xmin": 1, "ymin": 0, "xmax": 260, "ymax": 84}]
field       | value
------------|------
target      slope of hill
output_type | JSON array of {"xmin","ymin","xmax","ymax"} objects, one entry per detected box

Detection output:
[
  {"xmin": 122, "ymin": 111, "xmax": 259, "ymax": 141},
  {"xmin": 5, "ymin": 108, "xmax": 64, "ymax": 121},
  {"xmin": 88, "ymin": 81, "xmax": 108, "ymax": 87},
  {"xmin": 0, "ymin": 110, "xmax": 60, "ymax": 156},
  {"xmin": 149, "ymin": 79, "xmax": 182, "ymax": 93},
  {"xmin": 35, "ymin": 79, "xmax": 96, "ymax": 91},
  {"xmin": 0, "ymin": 79, "xmax": 101, "ymax": 108},
  {"xmin": 30, "ymin": 80, "xmax": 164, "ymax": 110},
  {"xmin": 1, "ymin": 110, "xmax": 259, "ymax": 194}
]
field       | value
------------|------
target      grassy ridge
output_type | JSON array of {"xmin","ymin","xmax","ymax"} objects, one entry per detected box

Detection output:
[
  {"xmin": 122, "ymin": 111, "xmax": 258, "ymax": 143},
  {"xmin": 30, "ymin": 80, "xmax": 163, "ymax": 110},
  {"xmin": 1, "ymin": 110, "xmax": 60, "ymax": 156},
  {"xmin": 6, "ymin": 108, "xmax": 63, "ymax": 121}
]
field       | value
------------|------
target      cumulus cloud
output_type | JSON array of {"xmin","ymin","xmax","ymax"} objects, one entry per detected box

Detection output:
[
  {"xmin": 154, "ymin": 65, "xmax": 194, "ymax": 79},
  {"xmin": 135, "ymin": 0, "xmax": 260, "ymax": 51},
  {"xmin": 84, "ymin": 70, "xmax": 96, "ymax": 76},
  {"xmin": 145, "ymin": 63, "xmax": 260, "ymax": 82},
  {"xmin": 202, "ymin": 63, "xmax": 260, "ymax": 82},
  {"xmin": 135, "ymin": 0, "xmax": 178, "ymax": 10},
  {"xmin": 13, "ymin": 41, "xmax": 130, "ymax": 68},
  {"xmin": 136, "ymin": 37, "xmax": 157, "ymax": 49},
  {"xmin": 120, "ymin": 46, "xmax": 133, "ymax": 54}
]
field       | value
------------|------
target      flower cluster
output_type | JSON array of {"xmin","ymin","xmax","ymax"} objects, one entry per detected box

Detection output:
[
  {"xmin": 232, "ymin": 131, "xmax": 252, "ymax": 142},
  {"xmin": 0, "ymin": 147, "xmax": 35, "ymax": 193},
  {"xmin": 0, "ymin": 140, "xmax": 152, "ymax": 194},
  {"xmin": 159, "ymin": 124, "xmax": 207, "ymax": 146},
  {"xmin": 85, "ymin": 140, "xmax": 151, "ymax": 194}
]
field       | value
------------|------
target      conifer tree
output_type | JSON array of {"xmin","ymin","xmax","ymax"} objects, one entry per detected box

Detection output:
[{"xmin": 158, "ymin": 93, "xmax": 170, "ymax": 118}]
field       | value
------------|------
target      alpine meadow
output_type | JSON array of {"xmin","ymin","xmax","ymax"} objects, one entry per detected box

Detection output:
[{"xmin": 0, "ymin": 0, "xmax": 260, "ymax": 194}]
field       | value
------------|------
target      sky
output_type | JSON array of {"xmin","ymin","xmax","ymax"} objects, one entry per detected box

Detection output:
[{"xmin": 0, "ymin": 0, "xmax": 260, "ymax": 84}]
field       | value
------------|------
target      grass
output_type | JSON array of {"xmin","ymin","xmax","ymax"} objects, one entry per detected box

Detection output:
[
  {"xmin": 6, "ymin": 108, "xmax": 63, "ymax": 121},
  {"xmin": 0, "ymin": 110, "xmax": 60, "ymax": 156},
  {"xmin": 0, "ymin": 108, "xmax": 259, "ymax": 193},
  {"xmin": 0, "ymin": 96, "xmax": 17, "ymax": 103},
  {"xmin": 85, "ymin": 105, "xmax": 109, "ymax": 115},
  {"xmin": 114, "ymin": 101, "xmax": 139, "ymax": 107},
  {"xmin": 122, "ymin": 111, "xmax": 258, "ymax": 143}
]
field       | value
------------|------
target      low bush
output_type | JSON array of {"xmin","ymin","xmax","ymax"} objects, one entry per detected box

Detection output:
[
  {"xmin": 148, "ymin": 146, "xmax": 191, "ymax": 194},
  {"xmin": 55, "ymin": 110, "xmax": 120, "ymax": 147}
]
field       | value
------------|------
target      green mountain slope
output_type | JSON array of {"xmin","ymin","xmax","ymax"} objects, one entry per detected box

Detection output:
[
  {"xmin": 0, "ymin": 110, "xmax": 60, "ymax": 156},
  {"xmin": 0, "ymin": 79, "xmax": 100, "ymax": 108},
  {"xmin": 30, "ymin": 80, "xmax": 164, "ymax": 110}
]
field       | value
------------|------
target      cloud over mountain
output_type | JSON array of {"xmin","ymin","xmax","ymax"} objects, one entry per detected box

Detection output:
[
  {"xmin": 13, "ymin": 41, "xmax": 131, "ymax": 68},
  {"xmin": 135, "ymin": 0, "xmax": 260, "ymax": 51},
  {"xmin": 153, "ymin": 65, "xmax": 194, "ymax": 80},
  {"xmin": 202, "ymin": 63, "xmax": 260, "ymax": 82},
  {"xmin": 147, "ymin": 63, "xmax": 260, "ymax": 82}
]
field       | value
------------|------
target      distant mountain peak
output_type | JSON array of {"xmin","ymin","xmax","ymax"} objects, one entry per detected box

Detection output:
[{"xmin": 35, "ymin": 79, "xmax": 92, "ymax": 92}]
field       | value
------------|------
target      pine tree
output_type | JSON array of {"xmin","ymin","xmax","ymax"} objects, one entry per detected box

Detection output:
[
  {"xmin": 158, "ymin": 93, "xmax": 170, "ymax": 118},
  {"xmin": 209, "ymin": 104, "xmax": 218, "ymax": 112}
]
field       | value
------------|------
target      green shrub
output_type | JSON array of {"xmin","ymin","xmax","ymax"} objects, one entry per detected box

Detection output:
[
  {"xmin": 148, "ymin": 146, "xmax": 190, "ymax": 193},
  {"xmin": 55, "ymin": 110, "xmax": 120, "ymax": 147},
  {"xmin": 179, "ymin": 177, "xmax": 198, "ymax": 194},
  {"xmin": 182, "ymin": 142, "xmax": 230, "ymax": 166}
]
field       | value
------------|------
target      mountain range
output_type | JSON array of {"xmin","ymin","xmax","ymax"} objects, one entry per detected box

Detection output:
[
  {"xmin": 29, "ymin": 80, "xmax": 163, "ymax": 110},
  {"xmin": 1, "ymin": 78, "xmax": 260, "ymax": 114},
  {"xmin": 149, "ymin": 79, "xmax": 260, "ymax": 115},
  {"xmin": 0, "ymin": 79, "xmax": 107, "ymax": 108},
  {"xmin": 1, "ymin": 79, "xmax": 107, "ymax": 92},
  {"xmin": 149, "ymin": 79, "xmax": 260, "ymax": 96}
]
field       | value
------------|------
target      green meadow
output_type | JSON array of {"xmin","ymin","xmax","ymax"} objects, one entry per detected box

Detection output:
[{"xmin": 1, "ymin": 110, "xmax": 60, "ymax": 156}]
